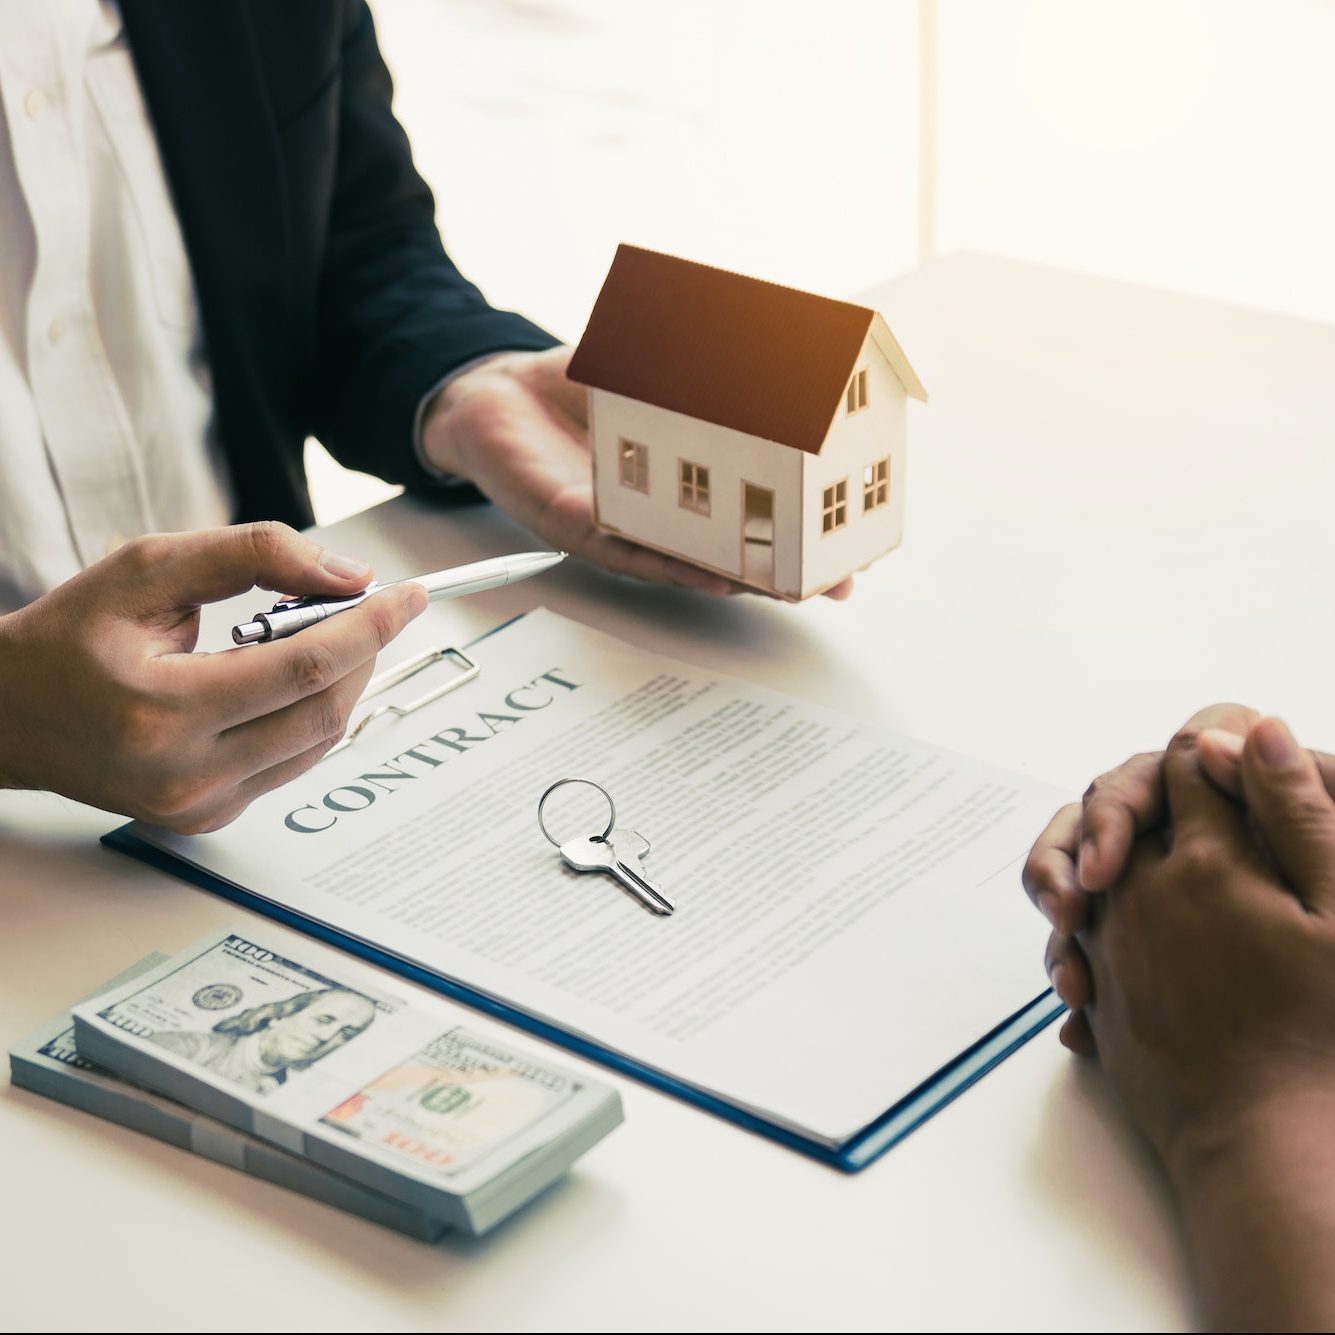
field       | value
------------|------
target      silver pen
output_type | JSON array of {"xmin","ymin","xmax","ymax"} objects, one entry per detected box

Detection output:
[{"xmin": 231, "ymin": 550, "xmax": 567, "ymax": 645}]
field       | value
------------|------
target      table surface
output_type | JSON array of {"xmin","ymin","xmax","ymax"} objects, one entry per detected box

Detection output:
[{"xmin": 5, "ymin": 252, "xmax": 1335, "ymax": 1333}]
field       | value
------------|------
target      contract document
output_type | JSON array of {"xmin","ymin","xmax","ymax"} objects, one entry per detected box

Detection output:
[{"xmin": 107, "ymin": 609, "xmax": 1064, "ymax": 1166}]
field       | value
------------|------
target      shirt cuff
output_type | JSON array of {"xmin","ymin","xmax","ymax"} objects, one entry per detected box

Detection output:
[{"xmin": 412, "ymin": 352, "xmax": 517, "ymax": 483}]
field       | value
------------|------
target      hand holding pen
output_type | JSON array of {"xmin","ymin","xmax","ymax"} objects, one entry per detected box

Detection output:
[
  {"xmin": 0, "ymin": 524, "xmax": 566, "ymax": 835},
  {"xmin": 0, "ymin": 524, "xmax": 426, "ymax": 833}
]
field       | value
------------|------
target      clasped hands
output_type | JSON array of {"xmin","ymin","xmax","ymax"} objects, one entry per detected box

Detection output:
[{"xmin": 1023, "ymin": 703, "xmax": 1335, "ymax": 1173}]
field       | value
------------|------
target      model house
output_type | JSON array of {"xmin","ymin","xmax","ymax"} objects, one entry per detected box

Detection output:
[{"xmin": 566, "ymin": 244, "xmax": 927, "ymax": 600}]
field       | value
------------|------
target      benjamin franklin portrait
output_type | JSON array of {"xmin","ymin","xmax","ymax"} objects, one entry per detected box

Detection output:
[{"xmin": 152, "ymin": 987, "xmax": 377, "ymax": 1095}]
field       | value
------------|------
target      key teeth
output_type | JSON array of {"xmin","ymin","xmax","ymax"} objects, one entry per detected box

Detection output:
[{"xmin": 558, "ymin": 831, "xmax": 673, "ymax": 916}]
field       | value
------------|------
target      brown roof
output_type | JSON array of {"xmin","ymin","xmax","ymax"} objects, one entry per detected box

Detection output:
[{"xmin": 567, "ymin": 245, "xmax": 925, "ymax": 454}]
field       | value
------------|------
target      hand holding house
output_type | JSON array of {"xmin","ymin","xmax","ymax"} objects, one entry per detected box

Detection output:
[{"xmin": 567, "ymin": 245, "xmax": 927, "ymax": 601}]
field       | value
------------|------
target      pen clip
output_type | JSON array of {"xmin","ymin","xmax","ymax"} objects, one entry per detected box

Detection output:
[
  {"xmin": 271, "ymin": 586, "xmax": 378, "ymax": 614},
  {"xmin": 324, "ymin": 646, "xmax": 479, "ymax": 760}
]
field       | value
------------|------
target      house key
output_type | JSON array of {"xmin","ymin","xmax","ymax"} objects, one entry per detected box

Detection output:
[
  {"xmin": 537, "ymin": 778, "xmax": 675, "ymax": 917},
  {"xmin": 559, "ymin": 833, "xmax": 675, "ymax": 916}
]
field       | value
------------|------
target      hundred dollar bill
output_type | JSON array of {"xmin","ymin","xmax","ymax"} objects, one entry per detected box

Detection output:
[
  {"xmin": 72, "ymin": 927, "xmax": 623, "ymax": 1234},
  {"xmin": 89, "ymin": 931, "xmax": 398, "ymax": 1098},
  {"xmin": 9, "ymin": 955, "xmax": 450, "ymax": 1241}
]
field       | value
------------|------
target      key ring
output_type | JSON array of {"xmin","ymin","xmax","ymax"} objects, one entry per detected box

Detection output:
[{"xmin": 537, "ymin": 777, "xmax": 616, "ymax": 847}]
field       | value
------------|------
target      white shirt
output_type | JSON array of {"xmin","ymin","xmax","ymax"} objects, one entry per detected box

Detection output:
[{"xmin": 0, "ymin": 0, "xmax": 234, "ymax": 614}]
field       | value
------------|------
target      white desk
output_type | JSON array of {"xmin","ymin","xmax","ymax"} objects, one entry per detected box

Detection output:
[{"xmin": 5, "ymin": 253, "xmax": 1335, "ymax": 1332}]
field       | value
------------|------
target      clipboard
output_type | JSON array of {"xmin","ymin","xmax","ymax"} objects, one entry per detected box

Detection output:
[
  {"xmin": 325, "ymin": 645, "xmax": 481, "ymax": 759},
  {"xmin": 102, "ymin": 613, "xmax": 1064, "ymax": 1172}
]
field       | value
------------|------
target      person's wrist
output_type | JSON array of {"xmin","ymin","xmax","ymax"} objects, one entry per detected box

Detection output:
[
  {"xmin": 1165, "ymin": 1083, "xmax": 1335, "ymax": 1200},
  {"xmin": 1159, "ymin": 1082, "xmax": 1335, "ymax": 1331},
  {"xmin": 420, "ymin": 352, "xmax": 528, "ymax": 479},
  {"xmin": 0, "ymin": 609, "xmax": 34, "ymax": 791}
]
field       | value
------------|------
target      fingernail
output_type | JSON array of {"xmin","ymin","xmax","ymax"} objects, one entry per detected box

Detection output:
[
  {"xmin": 1201, "ymin": 727, "xmax": 1244, "ymax": 760},
  {"xmin": 1050, "ymin": 962, "xmax": 1070, "ymax": 1004},
  {"xmin": 319, "ymin": 550, "xmax": 372, "ymax": 581},
  {"xmin": 1077, "ymin": 835, "xmax": 1096, "ymax": 888},
  {"xmin": 1254, "ymin": 717, "xmax": 1299, "ymax": 770},
  {"xmin": 401, "ymin": 583, "xmax": 429, "ymax": 617}
]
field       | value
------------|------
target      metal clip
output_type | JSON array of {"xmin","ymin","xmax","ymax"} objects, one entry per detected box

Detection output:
[{"xmin": 324, "ymin": 646, "xmax": 479, "ymax": 759}]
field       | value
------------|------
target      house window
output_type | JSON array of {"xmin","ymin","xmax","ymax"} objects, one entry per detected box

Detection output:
[
  {"xmin": 822, "ymin": 479, "xmax": 848, "ymax": 533},
  {"xmin": 863, "ymin": 457, "xmax": 890, "ymax": 511},
  {"xmin": 619, "ymin": 439, "xmax": 649, "ymax": 492},
  {"xmin": 846, "ymin": 368, "xmax": 869, "ymax": 414},
  {"xmin": 679, "ymin": 460, "xmax": 710, "ymax": 515}
]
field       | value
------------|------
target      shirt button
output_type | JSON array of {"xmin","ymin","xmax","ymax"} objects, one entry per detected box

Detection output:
[
  {"xmin": 47, "ymin": 318, "xmax": 66, "ymax": 345},
  {"xmin": 24, "ymin": 88, "xmax": 46, "ymax": 119}
]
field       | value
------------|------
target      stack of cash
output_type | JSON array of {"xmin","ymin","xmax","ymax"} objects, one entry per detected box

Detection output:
[{"xmin": 10, "ymin": 928, "xmax": 622, "ymax": 1238}]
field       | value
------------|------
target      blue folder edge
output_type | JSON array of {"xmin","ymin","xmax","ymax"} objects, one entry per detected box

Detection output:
[
  {"xmin": 99, "ymin": 824, "xmax": 1062, "ymax": 1172},
  {"xmin": 99, "ymin": 610, "xmax": 1064, "ymax": 1170}
]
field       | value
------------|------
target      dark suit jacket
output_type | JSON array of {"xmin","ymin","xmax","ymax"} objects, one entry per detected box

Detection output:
[{"xmin": 119, "ymin": 0, "xmax": 559, "ymax": 529}]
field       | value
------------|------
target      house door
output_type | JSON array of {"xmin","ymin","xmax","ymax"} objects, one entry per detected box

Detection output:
[{"xmin": 741, "ymin": 482, "xmax": 775, "ymax": 588}]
